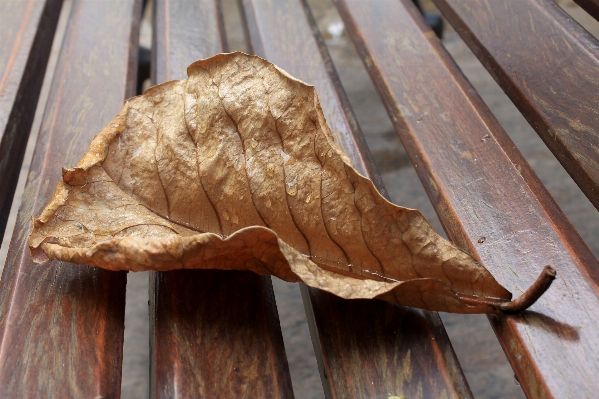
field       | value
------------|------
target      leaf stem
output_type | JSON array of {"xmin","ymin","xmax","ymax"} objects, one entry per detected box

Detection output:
[
  {"xmin": 457, "ymin": 266, "xmax": 556, "ymax": 313},
  {"xmin": 499, "ymin": 266, "xmax": 556, "ymax": 314}
]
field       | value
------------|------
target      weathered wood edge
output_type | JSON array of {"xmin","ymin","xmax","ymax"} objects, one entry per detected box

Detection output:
[
  {"xmin": 0, "ymin": 0, "xmax": 64, "ymax": 243},
  {"xmin": 433, "ymin": 0, "xmax": 599, "ymax": 212}
]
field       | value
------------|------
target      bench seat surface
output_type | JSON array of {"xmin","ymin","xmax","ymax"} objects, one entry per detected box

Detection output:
[
  {"xmin": 335, "ymin": 0, "xmax": 599, "ymax": 397},
  {"xmin": 1, "ymin": 0, "xmax": 599, "ymax": 398},
  {"xmin": 0, "ymin": 0, "xmax": 63, "ymax": 241},
  {"xmin": 0, "ymin": 0, "xmax": 141, "ymax": 396}
]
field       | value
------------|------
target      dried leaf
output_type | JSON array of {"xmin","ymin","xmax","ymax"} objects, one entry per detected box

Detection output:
[{"xmin": 29, "ymin": 52, "xmax": 513, "ymax": 313}]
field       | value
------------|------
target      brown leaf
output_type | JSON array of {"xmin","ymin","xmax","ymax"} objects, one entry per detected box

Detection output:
[{"xmin": 29, "ymin": 52, "xmax": 513, "ymax": 313}]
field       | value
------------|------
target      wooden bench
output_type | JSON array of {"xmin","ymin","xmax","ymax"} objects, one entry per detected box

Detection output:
[{"xmin": 0, "ymin": 0, "xmax": 598, "ymax": 397}]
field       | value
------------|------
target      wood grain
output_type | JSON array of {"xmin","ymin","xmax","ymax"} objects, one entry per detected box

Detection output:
[
  {"xmin": 0, "ymin": 0, "xmax": 141, "ymax": 396},
  {"xmin": 239, "ymin": 0, "xmax": 473, "ymax": 397},
  {"xmin": 335, "ymin": 0, "xmax": 599, "ymax": 397},
  {"xmin": 150, "ymin": 1, "xmax": 293, "ymax": 397},
  {"xmin": 0, "ymin": 0, "xmax": 63, "ymax": 243},
  {"xmin": 150, "ymin": 270, "xmax": 294, "ymax": 398},
  {"xmin": 575, "ymin": 0, "xmax": 599, "ymax": 21},
  {"xmin": 434, "ymin": 0, "xmax": 599, "ymax": 211},
  {"xmin": 152, "ymin": 0, "xmax": 227, "ymax": 84}
]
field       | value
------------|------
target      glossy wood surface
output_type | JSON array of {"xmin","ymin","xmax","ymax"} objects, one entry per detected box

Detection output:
[
  {"xmin": 152, "ymin": 0, "xmax": 227, "ymax": 84},
  {"xmin": 151, "ymin": 1, "xmax": 293, "ymax": 397},
  {"xmin": 575, "ymin": 0, "xmax": 599, "ymax": 21},
  {"xmin": 0, "ymin": 0, "xmax": 63, "ymax": 243},
  {"xmin": 0, "ymin": 0, "xmax": 141, "ymax": 396},
  {"xmin": 335, "ymin": 0, "xmax": 599, "ymax": 397},
  {"xmin": 239, "ymin": 0, "xmax": 473, "ymax": 397},
  {"xmin": 150, "ymin": 271, "xmax": 294, "ymax": 398},
  {"xmin": 434, "ymin": 0, "xmax": 599, "ymax": 211}
]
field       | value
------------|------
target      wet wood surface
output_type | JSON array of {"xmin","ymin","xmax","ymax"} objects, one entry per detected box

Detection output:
[
  {"xmin": 575, "ymin": 0, "xmax": 599, "ymax": 21},
  {"xmin": 335, "ymin": 0, "xmax": 599, "ymax": 397},
  {"xmin": 434, "ymin": 0, "xmax": 599, "ymax": 211},
  {"xmin": 0, "ymin": 0, "xmax": 141, "ymax": 397},
  {"xmin": 239, "ymin": 0, "xmax": 473, "ymax": 397},
  {"xmin": 150, "ymin": 1, "xmax": 293, "ymax": 397},
  {"xmin": 0, "ymin": 0, "xmax": 63, "ymax": 243}
]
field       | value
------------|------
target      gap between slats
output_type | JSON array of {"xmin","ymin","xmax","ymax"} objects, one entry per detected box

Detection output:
[
  {"xmin": 120, "ymin": 2, "xmax": 153, "ymax": 398},
  {"xmin": 0, "ymin": 0, "xmax": 72, "ymax": 277},
  {"xmin": 551, "ymin": 1, "xmax": 599, "ymax": 38}
]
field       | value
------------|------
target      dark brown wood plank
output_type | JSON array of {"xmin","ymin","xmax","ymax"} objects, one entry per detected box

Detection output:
[
  {"xmin": 0, "ymin": 0, "xmax": 63, "ymax": 243},
  {"xmin": 575, "ymin": 0, "xmax": 599, "ymax": 21},
  {"xmin": 239, "ymin": 0, "xmax": 473, "ymax": 397},
  {"xmin": 150, "ymin": 1, "xmax": 294, "ymax": 397},
  {"xmin": 152, "ymin": 0, "xmax": 227, "ymax": 84},
  {"xmin": 335, "ymin": 0, "xmax": 599, "ymax": 397},
  {"xmin": 0, "ymin": 0, "xmax": 142, "ymax": 396},
  {"xmin": 433, "ymin": 0, "xmax": 599, "ymax": 211},
  {"xmin": 150, "ymin": 271, "xmax": 294, "ymax": 398}
]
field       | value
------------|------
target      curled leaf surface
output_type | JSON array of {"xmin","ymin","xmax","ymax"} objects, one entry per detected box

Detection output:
[{"xmin": 29, "ymin": 52, "xmax": 511, "ymax": 313}]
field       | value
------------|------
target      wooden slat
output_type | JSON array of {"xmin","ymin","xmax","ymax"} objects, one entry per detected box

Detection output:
[
  {"xmin": 151, "ymin": 0, "xmax": 227, "ymax": 84},
  {"xmin": 334, "ymin": 0, "xmax": 599, "ymax": 397},
  {"xmin": 0, "ymin": 0, "xmax": 141, "ymax": 396},
  {"xmin": 575, "ymin": 0, "xmax": 599, "ymax": 21},
  {"xmin": 239, "ymin": 0, "xmax": 473, "ymax": 397},
  {"xmin": 150, "ymin": 1, "xmax": 294, "ymax": 397},
  {"xmin": 0, "ymin": 0, "xmax": 63, "ymax": 243},
  {"xmin": 240, "ymin": 0, "xmax": 386, "ymax": 193},
  {"xmin": 433, "ymin": 0, "xmax": 599, "ymax": 211},
  {"xmin": 150, "ymin": 271, "xmax": 293, "ymax": 398}
]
